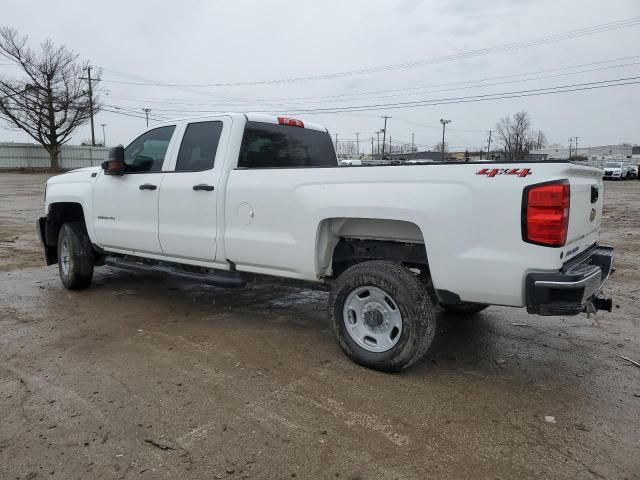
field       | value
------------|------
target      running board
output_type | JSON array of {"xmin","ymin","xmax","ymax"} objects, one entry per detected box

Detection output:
[{"xmin": 104, "ymin": 256, "xmax": 247, "ymax": 288}]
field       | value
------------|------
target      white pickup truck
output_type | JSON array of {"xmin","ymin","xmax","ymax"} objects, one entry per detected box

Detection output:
[{"xmin": 37, "ymin": 113, "xmax": 614, "ymax": 371}]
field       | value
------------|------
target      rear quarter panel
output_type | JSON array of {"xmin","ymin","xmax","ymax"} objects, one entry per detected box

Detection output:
[{"xmin": 224, "ymin": 162, "xmax": 601, "ymax": 307}]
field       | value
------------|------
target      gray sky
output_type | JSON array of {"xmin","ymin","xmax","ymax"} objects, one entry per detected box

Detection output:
[{"xmin": 1, "ymin": 0, "xmax": 639, "ymax": 152}]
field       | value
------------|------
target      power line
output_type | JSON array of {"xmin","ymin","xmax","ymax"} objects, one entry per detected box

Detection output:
[
  {"xmin": 103, "ymin": 58, "xmax": 640, "ymax": 110},
  {"xmin": 79, "ymin": 66, "xmax": 98, "ymax": 146},
  {"xmin": 268, "ymin": 76, "xmax": 640, "ymax": 114},
  {"xmin": 393, "ymin": 116, "xmax": 486, "ymax": 133},
  {"xmin": 100, "ymin": 67, "xmax": 254, "ymax": 103},
  {"xmin": 99, "ymin": 57, "xmax": 640, "ymax": 116},
  {"xmin": 102, "ymin": 108, "xmax": 150, "ymax": 120},
  {"xmin": 142, "ymin": 108, "xmax": 151, "ymax": 127},
  {"xmin": 103, "ymin": 105, "xmax": 169, "ymax": 123},
  {"xmin": 223, "ymin": 55, "xmax": 640, "ymax": 104},
  {"xmin": 381, "ymin": 116, "xmax": 391, "ymax": 157},
  {"xmin": 110, "ymin": 76, "xmax": 640, "ymax": 116},
  {"xmin": 104, "ymin": 104, "xmax": 168, "ymax": 121},
  {"xmin": 440, "ymin": 119, "xmax": 451, "ymax": 161},
  {"xmin": 99, "ymin": 17, "xmax": 640, "ymax": 88}
]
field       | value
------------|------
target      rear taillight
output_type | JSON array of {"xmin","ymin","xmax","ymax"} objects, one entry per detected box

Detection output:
[
  {"xmin": 522, "ymin": 181, "xmax": 570, "ymax": 247},
  {"xmin": 277, "ymin": 117, "xmax": 304, "ymax": 128}
]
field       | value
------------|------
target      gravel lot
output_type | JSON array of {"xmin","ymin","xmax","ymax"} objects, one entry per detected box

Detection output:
[{"xmin": 1, "ymin": 173, "xmax": 639, "ymax": 480}]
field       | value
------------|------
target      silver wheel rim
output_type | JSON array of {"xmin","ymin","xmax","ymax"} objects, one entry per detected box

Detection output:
[
  {"xmin": 60, "ymin": 238, "xmax": 70, "ymax": 276},
  {"xmin": 343, "ymin": 286, "xmax": 403, "ymax": 353}
]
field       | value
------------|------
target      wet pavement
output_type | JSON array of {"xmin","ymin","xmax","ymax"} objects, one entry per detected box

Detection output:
[{"xmin": 1, "ymin": 173, "xmax": 639, "ymax": 479}]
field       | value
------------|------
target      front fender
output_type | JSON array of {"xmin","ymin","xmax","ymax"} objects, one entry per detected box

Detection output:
[{"xmin": 45, "ymin": 173, "xmax": 97, "ymax": 244}]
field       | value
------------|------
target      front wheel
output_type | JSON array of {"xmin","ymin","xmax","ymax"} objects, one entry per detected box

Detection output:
[
  {"xmin": 329, "ymin": 260, "xmax": 437, "ymax": 372},
  {"xmin": 58, "ymin": 222, "xmax": 94, "ymax": 290}
]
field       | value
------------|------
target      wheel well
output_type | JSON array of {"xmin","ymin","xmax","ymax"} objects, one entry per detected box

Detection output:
[
  {"xmin": 45, "ymin": 203, "xmax": 86, "ymax": 247},
  {"xmin": 329, "ymin": 238, "xmax": 429, "ymax": 278},
  {"xmin": 316, "ymin": 218, "xmax": 429, "ymax": 278}
]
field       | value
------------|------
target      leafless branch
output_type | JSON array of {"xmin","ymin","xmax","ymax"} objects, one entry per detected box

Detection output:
[{"xmin": 0, "ymin": 27, "xmax": 100, "ymax": 170}]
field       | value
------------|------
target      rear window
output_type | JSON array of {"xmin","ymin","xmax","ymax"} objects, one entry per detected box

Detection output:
[{"xmin": 238, "ymin": 121, "xmax": 337, "ymax": 169}]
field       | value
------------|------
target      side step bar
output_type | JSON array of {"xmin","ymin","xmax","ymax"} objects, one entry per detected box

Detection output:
[{"xmin": 104, "ymin": 256, "xmax": 247, "ymax": 288}]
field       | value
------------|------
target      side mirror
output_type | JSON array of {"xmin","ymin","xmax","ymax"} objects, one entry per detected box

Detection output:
[{"xmin": 102, "ymin": 145, "xmax": 125, "ymax": 176}]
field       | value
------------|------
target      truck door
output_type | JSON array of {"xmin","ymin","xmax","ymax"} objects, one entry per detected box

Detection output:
[
  {"xmin": 93, "ymin": 125, "xmax": 176, "ymax": 254},
  {"xmin": 158, "ymin": 118, "xmax": 229, "ymax": 262}
]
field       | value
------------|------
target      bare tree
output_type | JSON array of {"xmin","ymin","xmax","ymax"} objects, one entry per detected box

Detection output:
[
  {"xmin": 526, "ymin": 130, "xmax": 547, "ymax": 151},
  {"xmin": 0, "ymin": 27, "xmax": 100, "ymax": 170},
  {"xmin": 496, "ymin": 111, "xmax": 540, "ymax": 161},
  {"xmin": 434, "ymin": 141, "xmax": 448, "ymax": 153},
  {"xmin": 389, "ymin": 143, "xmax": 404, "ymax": 154},
  {"xmin": 337, "ymin": 140, "xmax": 357, "ymax": 157}
]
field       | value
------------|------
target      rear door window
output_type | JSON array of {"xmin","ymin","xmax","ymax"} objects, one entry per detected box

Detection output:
[
  {"xmin": 238, "ymin": 121, "xmax": 337, "ymax": 168},
  {"xmin": 175, "ymin": 121, "xmax": 224, "ymax": 172}
]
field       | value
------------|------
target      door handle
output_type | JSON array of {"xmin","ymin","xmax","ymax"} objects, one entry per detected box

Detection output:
[
  {"xmin": 193, "ymin": 184, "xmax": 215, "ymax": 191},
  {"xmin": 139, "ymin": 183, "xmax": 157, "ymax": 191}
]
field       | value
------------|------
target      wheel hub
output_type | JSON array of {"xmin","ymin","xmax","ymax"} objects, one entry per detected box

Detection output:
[
  {"xmin": 363, "ymin": 303, "xmax": 388, "ymax": 330},
  {"xmin": 343, "ymin": 286, "xmax": 403, "ymax": 353}
]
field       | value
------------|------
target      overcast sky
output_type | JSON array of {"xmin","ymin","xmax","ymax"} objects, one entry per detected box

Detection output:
[{"xmin": 1, "ymin": 0, "xmax": 639, "ymax": 152}]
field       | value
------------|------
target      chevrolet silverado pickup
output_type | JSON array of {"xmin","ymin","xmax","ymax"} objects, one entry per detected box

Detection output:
[{"xmin": 37, "ymin": 113, "xmax": 614, "ymax": 372}]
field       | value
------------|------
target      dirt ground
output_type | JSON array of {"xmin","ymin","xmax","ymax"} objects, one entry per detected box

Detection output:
[{"xmin": 0, "ymin": 173, "xmax": 639, "ymax": 480}]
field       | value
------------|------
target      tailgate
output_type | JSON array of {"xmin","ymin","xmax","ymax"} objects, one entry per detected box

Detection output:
[{"xmin": 565, "ymin": 164, "xmax": 604, "ymax": 259}]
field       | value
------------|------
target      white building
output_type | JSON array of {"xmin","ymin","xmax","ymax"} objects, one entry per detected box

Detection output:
[{"xmin": 531, "ymin": 144, "xmax": 637, "ymax": 166}]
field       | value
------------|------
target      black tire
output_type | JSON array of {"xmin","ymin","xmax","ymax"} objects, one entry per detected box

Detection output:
[
  {"xmin": 329, "ymin": 260, "xmax": 437, "ymax": 372},
  {"xmin": 57, "ymin": 222, "xmax": 94, "ymax": 290},
  {"xmin": 441, "ymin": 302, "xmax": 489, "ymax": 316}
]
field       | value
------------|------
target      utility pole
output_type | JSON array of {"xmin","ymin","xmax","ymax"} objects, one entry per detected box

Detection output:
[
  {"xmin": 574, "ymin": 136, "xmax": 580, "ymax": 158},
  {"xmin": 389, "ymin": 136, "xmax": 392, "ymax": 156},
  {"xmin": 486, "ymin": 130, "xmax": 492, "ymax": 159},
  {"xmin": 371, "ymin": 137, "xmax": 374, "ymax": 159},
  {"xmin": 440, "ymin": 118, "xmax": 451, "ymax": 162},
  {"xmin": 101, "ymin": 123, "xmax": 107, "ymax": 146},
  {"xmin": 411, "ymin": 133, "xmax": 415, "ymax": 154},
  {"xmin": 380, "ymin": 116, "xmax": 391, "ymax": 158},
  {"xmin": 355, "ymin": 132, "xmax": 360, "ymax": 156},
  {"xmin": 81, "ymin": 66, "xmax": 97, "ymax": 146},
  {"xmin": 568, "ymin": 137, "xmax": 573, "ymax": 159},
  {"xmin": 376, "ymin": 130, "xmax": 381, "ymax": 158},
  {"xmin": 142, "ymin": 108, "xmax": 151, "ymax": 127}
]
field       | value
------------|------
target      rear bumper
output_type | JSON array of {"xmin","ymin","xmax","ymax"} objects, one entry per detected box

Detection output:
[{"xmin": 525, "ymin": 245, "xmax": 614, "ymax": 316}]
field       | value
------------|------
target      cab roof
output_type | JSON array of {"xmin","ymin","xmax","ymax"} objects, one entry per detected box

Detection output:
[{"xmin": 154, "ymin": 112, "xmax": 328, "ymax": 133}]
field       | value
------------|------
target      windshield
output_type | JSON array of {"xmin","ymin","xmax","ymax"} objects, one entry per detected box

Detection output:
[{"xmin": 604, "ymin": 163, "xmax": 622, "ymax": 168}]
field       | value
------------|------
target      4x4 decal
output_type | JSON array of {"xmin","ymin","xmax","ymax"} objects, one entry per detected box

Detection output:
[{"xmin": 476, "ymin": 168, "xmax": 532, "ymax": 178}]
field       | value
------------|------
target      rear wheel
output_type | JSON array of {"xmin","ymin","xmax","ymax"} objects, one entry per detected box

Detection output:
[
  {"xmin": 329, "ymin": 260, "xmax": 437, "ymax": 372},
  {"xmin": 441, "ymin": 302, "xmax": 489, "ymax": 316},
  {"xmin": 58, "ymin": 222, "xmax": 94, "ymax": 290}
]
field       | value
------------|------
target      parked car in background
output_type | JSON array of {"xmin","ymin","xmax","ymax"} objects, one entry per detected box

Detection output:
[
  {"xmin": 603, "ymin": 162, "xmax": 626, "ymax": 180},
  {"xmin": 628, "ymin": 165, "xmax": 638, "ymax": 180},
  {"xmin": 339, "ymin": 159, "xmax": 363, "ymax": 166}
]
